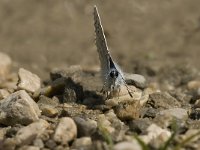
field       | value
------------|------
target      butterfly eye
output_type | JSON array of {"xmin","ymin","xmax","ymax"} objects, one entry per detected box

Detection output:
[{"xmin": 110, "ymin": 70, "xmax": 118, "ymax": 78}]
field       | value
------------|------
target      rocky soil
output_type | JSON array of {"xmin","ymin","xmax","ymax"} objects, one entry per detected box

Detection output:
[
  {"xmin": 0, "ymin": 52, "xmax": 200, "ymax": 150},
  {"xmin": 1, "ymin": 1, "xmax": 200, "ymax": 150}
]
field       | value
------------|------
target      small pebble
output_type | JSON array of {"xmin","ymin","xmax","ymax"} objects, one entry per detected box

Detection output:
[
  {"xmin": 53, "ymin": 117, "xmax": 77, "ymax": 144},
  {"xmin": 17, "ymin": 68, "xmax": 41, "ymax": 93}
]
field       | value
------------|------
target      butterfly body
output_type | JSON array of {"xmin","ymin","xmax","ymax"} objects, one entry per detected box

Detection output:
[{"xmin": 103, "ymin": 61, "xmax": 124, "ymax": 93}]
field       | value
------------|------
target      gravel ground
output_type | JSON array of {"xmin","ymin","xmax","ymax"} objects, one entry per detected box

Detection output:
[
  {"xmin": 0, "ymin": 52, "xmax": 200, "ymax": 150},
  {"xmin": 0, "ymin": 1, "xmax": 200, "ymax": 150}
]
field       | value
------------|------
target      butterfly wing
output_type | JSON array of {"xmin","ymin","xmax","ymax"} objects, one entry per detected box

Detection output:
[
  {"xmin": 94, "ymin": 6, "xmax": 133, "ymax": 97},
  {"xmin": 94, "ymin": 6, "xmax": 111, "ymax": 78}
]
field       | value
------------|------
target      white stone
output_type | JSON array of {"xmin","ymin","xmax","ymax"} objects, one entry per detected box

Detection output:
[
  {"xmin": 72, "ymin": 137, "xmax": 92, "ymax": 148},
  {"xmin": 97, "ymin": 114, "xmax": 115, "ymax": 133},
  {"xmin": 187, "ymin": 80, "xmax": 200, "ymax": 90},
  {"xmin": 114, "ymin": 141, "xmax": 142, "ymax": 150},
  {"xmin": 140, "ymin": 124, "xmax": 171, "ymax": 144},
  {"xmin": 15, "ymin": 119, "xmax": 49, "ymax": 146},
  {"xmin": 18, "ymin": 68, "xmax": 41, "ymax": 93},
  {"xmin": 53, "ymin": 117, "xmax": 77, "ymax": 144}
]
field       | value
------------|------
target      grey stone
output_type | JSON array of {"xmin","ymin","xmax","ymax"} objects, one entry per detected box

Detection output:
[
  {"xmin": 125, "ymin": 73, "xmax": 147, "ymax": 89},
  {"xmin": 74, "ymin": 117, "xmax": 97, "ymax": 137},
  {"xmin": 45, "ymin": 139, "xmax": 57, "ymax": 149},
  {"xmin": 33, "ymin": 138, "xmax": 44, "ymax": 148},
  {"xmin": 50, "ymin": 65, "xmax": 82, "ymax": 82},
  {"xmin": 143, "ymin": 107, "xmax": 158, "ymax": 118},
  {"xmin": 0, "ymin": 90, "xmax": 41, "ymax": 125},
  {"xmin": 129, "ymin": 118, "xmax": 152, "ymax": 134},
  {"xmin": 146, "ymin": 92, "xmax": 181, "ymax": 109},
  {"xmin": 15, "ymin": 119, "xmax": 49, "ymax": 146},
  {"xmin": 53, "ymin": 117, "xmax": 77, "ymax": 144},
  {"xmin": 17, "ymin": 68, "xmax": 41, "ymax": 93},
  {"xmin": 158, "ymin": 108, "xmax": 188, "ymax": 120}
]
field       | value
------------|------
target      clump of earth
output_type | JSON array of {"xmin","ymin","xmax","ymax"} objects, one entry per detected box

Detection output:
[{"xmin": 0, "ymin": 52, "xmax": 200, "ymax": 150}]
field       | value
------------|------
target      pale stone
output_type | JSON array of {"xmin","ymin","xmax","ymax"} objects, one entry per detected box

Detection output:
[
  {"xmin": 72, "ymin": 137, "xmax": 92, "ymax": 148},
  {"xmin": 53, "ymin": 117, "xmax": 77, "ymax": 144},
  {"xmin": 18, "ymin": 68, "xmax": 41, "ymax": 93},
  {"xmin": 15, "ymin": 119, "xmax": 49, "ymax": 146},
  {"xmin": 140, "ymin": 124, "xmax": 171, "ymax": 144},
  {"xmin": 114, "ymin": 141, "xmax": 142, "ymax": 150},
  {"xmin": 158, "ymin": 108, "xmax": 188, "ymax": 120},
  {"xmin": 187, "ymin": 80, "xmax": 200, "ymax": 90}
]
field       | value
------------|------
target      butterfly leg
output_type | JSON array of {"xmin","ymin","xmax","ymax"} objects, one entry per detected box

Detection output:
[
  {"xmin": 121, "ymin": 76, "xmax": 133, "ymax": 98},
  {"xmin": 117, "ymin": 88, "xmax": 121, "ymax": 99},
  {"xmin": 100, "ymin": 86, "xmax": 109, "ymax": 100},
  {"xmin": 125, "ymin": 84, "xmax": 133, "ymax": 98}
]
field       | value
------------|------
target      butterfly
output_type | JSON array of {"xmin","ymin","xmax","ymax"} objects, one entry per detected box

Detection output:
[{"xmin": 93, "ymin": 6, "xmax": 133, "ymax": 99}]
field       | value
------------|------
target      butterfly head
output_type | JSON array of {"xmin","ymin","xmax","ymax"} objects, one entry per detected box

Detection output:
[{"xmin": 109, "ymin": 69, "xmax": 119, "ymax": 79}]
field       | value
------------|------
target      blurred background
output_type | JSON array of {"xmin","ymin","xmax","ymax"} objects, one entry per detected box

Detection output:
[{"xmin": 0, "ymin": 0, "xmax": 200, "ymax": 79}]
